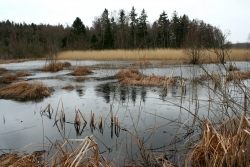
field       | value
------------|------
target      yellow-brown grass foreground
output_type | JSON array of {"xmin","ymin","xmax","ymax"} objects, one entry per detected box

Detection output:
[
  {"xmin": 185, "ymin": 110, "xmax": 250, "ymax": 167},
  {"xmin": 0, "ymin": 82, "xmax": 53, "ymax": 101},
  {"xmin": 0, "ymin": 67, "xmax": 7, "ymax": 74},
  {"xmin": 70, "ymin": 66, "xmax": 93, "ymax": 76},
  {"xmin": 0, "ymin": 136, "xmax": 111, "ymax": 167},
  {"xmin": 115, "ymin": 68, "xmax": 176, "ymax": 87},
  {"xmin": 58, "ymin": 49, "xmax": 249, "ymax": 62},
  {"xmin": 42, "ymin": 61, "xmax": 71, "ymax": 72}
]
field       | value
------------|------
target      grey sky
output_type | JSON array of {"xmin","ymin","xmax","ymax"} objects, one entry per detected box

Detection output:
[{"xmin": 0, "ymin": 0, "xmax": 249, "ymax": 43}]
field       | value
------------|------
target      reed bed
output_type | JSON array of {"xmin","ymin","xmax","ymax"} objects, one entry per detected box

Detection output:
[
  {"xmin": 42, "ymin": 61, "xmax": 71, "ymax": 72},
  {"xmin": 57, "ymin": 49, "xmax": 249, "ymax": 62},
  {"xmin": 0, "ymin": 67, "xmax": 7, "ymax": 74},
  {"xmin": 185, "ymin": 114, "xmax": 250, "ymax": 167},
  {"xmin": 70, "ymin": 66, "xmax": 93, "ymax": 76},
  {"xmin": 0, "ymin": 82, "xmax": 53, "ymax": 100},
  {"xmin": 226, "ymin": 70, "xmax": 250, "ymax": 81},
  {"xmin": 62, "ymin": 84, "xmax": 74, "ymax": 90}
]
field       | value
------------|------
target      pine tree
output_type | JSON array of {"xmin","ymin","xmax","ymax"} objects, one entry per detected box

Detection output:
[
  {"xmin": 137, "ymin": 9, "xmax": 148, "ymax": 48},
  {"xmin": 158, "ymin": 11, "xmax": 170, "ymax": 48},
  {"xmin": 129, "ymin": 6, "xmax": 138, "ymax": 48}
]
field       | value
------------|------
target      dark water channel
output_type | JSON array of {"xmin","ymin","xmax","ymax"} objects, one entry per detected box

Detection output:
[{"xmin": 0, "ymin": 60, "xmax": 249, "ymax": 164}]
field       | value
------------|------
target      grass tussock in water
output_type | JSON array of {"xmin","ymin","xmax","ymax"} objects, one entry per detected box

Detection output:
[
  {"xmin": 15, "ymin": 71, "xmax": 32, "ymax": 77},
  {"xmin": 70, "ymin": 66, "xmax": 93, "ymax": 76},
  {"xmin": 226, "ymin": 70, "xmax": 250, "ymax": 81},
  {"xmin": 0, "ymin": 67, "xmax": 7, "ymax": 74},
  {"xmin": 62, "ymin": 84, "xmax": 74, "ymax": 90},
  {"xmin": 75, "ymin": 76, "xmax": 87, "ymax": 82},
  {"xmin": 0, "ymin": 73, "xmax": 19, "ymax": 84},
  {"xmin": 115, "ymin": 68, "xmax": 176, "ymax": 86},
  {"xmin": 0, "ymin": 82, "xmax": 53, "ymax": 100},
  {"xmin": 42, "ymin": 61, "xmax": 71, "ymax": 72}
]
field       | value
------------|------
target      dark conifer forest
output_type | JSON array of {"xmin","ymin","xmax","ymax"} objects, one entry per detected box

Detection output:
[{"xmin": 0, "ymin": 7, "xmax": 226, "ymax": 59}]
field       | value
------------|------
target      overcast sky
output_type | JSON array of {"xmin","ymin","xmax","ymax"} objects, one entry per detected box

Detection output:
[{"xmin": 0, "ymin": 0, "xmax": 249, "ymax": 43}]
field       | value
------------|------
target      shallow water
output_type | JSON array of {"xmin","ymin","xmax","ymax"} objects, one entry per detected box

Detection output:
[{"xmin": 0, "ymin": 60, "xmax": 249, "ymax": 164}]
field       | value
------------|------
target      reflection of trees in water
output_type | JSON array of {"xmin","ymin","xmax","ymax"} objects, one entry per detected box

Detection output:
[
  {"xmin": 95, "ymin": 82, "xmax": 117, "ymax": 103},
  {"xmin": 75, "ymin": 88, "xmax": 85, "ymax": 97},
  {"xmin": 95, "ymin": 82, "xmax": 150, "ymax": 104}
]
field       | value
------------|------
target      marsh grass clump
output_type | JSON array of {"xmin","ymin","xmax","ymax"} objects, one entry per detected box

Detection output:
[
  {"xmin": 115, "ymin": 68, "xmax": 143, "ymax": 78},
  {"xmin": 226, "ymin": 70, "xmax": 250, "ymax": 81},
  {"xmin": 228, "ymin": 63, "xmax": 239, "ymax": 71},
  {"xmin": 0, "ymin": 67, "xmax": 7, "ymax": 74},
  {"xmin": 70, "ymin": 66, "xmax": 93, "ymax": 76},
  {"xmin": 42, "ymin": 61, "xmax": 71, "ymax": 72},
  {"xmin": 62, "ymin": 84, "xmax": 74, "ymax": 90},
  {"xmin": 115, "ymin": 68, "xmax": 177, "ymax": 86},
  {"xmin": 0, "ymin": 82, "xmax": 53, "ymax": 101},
  {"xmin": 0, "ymin": 73, "xmax": 19, "ymax": 84},
  {"xmin": 15, "ymin": 71, "xmax": 32, "ymax": 77},
  {"xmin": 75, "ymin": 76, "xmax": 87, "ymax": 82}
]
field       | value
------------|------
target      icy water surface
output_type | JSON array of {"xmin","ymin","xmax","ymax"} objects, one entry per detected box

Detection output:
[{"xmin": 0, "ymin": 60, "xmax": 249, "ymax": 164}]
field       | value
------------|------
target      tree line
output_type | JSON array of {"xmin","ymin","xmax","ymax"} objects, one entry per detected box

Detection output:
[{"xmin": 0, "ymin": 7, "xmax": 228, "ymax": 59}]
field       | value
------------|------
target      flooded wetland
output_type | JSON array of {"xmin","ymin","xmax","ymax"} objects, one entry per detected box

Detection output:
[{"xmin": 0, "ymin": 60, "xmax": 250, "ymax": 166}]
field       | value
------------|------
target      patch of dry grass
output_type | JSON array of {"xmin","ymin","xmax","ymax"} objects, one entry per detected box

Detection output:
[
  {"xmin": 58, "ymin": 49, "xmax": 249, "ymax": 62},
  {"xmin": 70, "ymin": 66, "xmax": 93, "ymax": 76},
  {"xmin": 0, "ymin": 82, "xmax": 53, "ymax": 101},
  {"xmin": 75, "ymin": 76, "xmax": 87, "ymax": 82},
  {"xmin": 185, "ymin": 114, "xmax": 250, "ymax": 167},
  {"xmin": 0, "ymin": 59, "xmax": 30, "ymax": 64},
  {"xmin": 115, "ymin": 68, "xmax": 176, "ymax": 87},
  {"xmin": 0, "ymin": 73, "xmax": 19, "ymax": 84},
  {"xmin": 226, "ymin": 70, "xmax": 250, "ymax": 81},
  {"xmin": 15, "ymin": 71, "xmax": 32, "ymax": 77},
  {"xmin": 0, "ymin": 67, "xmax": 7, "ymax": 74},
  {"xmin": 58, "ymin": 49, "xmax": 185, "ymax": 61},
  {"xmin": 42, "ymin": 61, "xmax": 71, "ymax": 72},
  {"xmin": 62, "ymin": 84, "xmax": 74, "ymax": 90}
]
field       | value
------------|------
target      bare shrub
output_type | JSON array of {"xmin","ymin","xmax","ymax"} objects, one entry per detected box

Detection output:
[
  {"xmin": 70, "ymin": 66, "xmax": 93, "ymax": 76},
  {"xmin": 0, "ymin": 82, "xmax": 53, "ymax": 100}
]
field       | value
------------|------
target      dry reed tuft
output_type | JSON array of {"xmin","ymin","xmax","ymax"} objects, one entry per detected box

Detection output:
[
  {"xmin": 0, "ymin": 73, "xmax": 19, "ymax": 84},
  {"xmin": 70, "ymin": 66, "xmax": 93, "ymax": 76},
  {"xmin": 62, "ymin": 84, "xmax": 74, "ymax": 90},
  {"xmin": 185, "ymin": 115, "xmax": 250, "ymax": 167},
  {"xmin": 0, "ymin": 82, "xmax": 53, "ymax": 100},
  {"xmin": 15, "ymin": 71, "xmax": 32, "ymax": 77},
  {"xmin": 115, "ymin": 68, "xmax": 177, "ymax": 86},
  {"xmin": 0, "ymin": 67, "xmax": 7, "ymax": 74},
  {"xmin": 226, "ymin": 70, "xmax": 250, "ymax": 81},
  {"xmin": 75, "ymin": 76, "xmax": 87, "ymax": 82},
  {"xmin": 42, "ymin": 61, "xmax": 64, "ymax": 72},
  {"xmin": 228, "ymin": 63, "xmax": 239, "ymax": 71}
]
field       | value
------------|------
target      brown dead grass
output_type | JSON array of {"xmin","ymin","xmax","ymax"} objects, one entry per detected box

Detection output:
[
  {"xmin": 0, "ymin": 59, "xmax": 30, "ymax": 64},
  {"xmin": 75, "ymin": 76, "xmax": 87, "ymax": 82},
  {"xmin": 0, "ymin": 73, "xmax": 19, "ymax": 84},
  {"xmin": 186, "ymin": 114, "xmax": 250, "ymax": 167},
  {"xmin": 0, "ymin": 67, "xmax": 7, "ymax": 74},
  {"xmin": 62, "ymin": 84, "xmax": 74, "ymax": 90},
  {"xmin": 15, "ymin": 71, "xmax": 32, "ymax": 77},
  {"xmin": 0, "ymin": 82, "xmax": 53, "ymax": 100},
  {"xmin": 115, "ymin": 68, "xmax": 176, "ymax": 87},
  {"xmin": 71, "ymin": 66, "xmax": 93, "ymax": 76},
  {"xmin": 42, "ymin": 61, "xmax": 71, "ymax": 72},
  {"xmin": 226, "ymin": 70, "xmax": 250, "ymax": 81}
]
